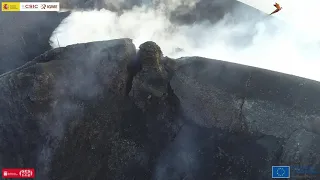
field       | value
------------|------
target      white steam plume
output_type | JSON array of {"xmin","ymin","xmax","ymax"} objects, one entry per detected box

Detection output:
[{"xmin": 50, "ymin": 0, "xmax": 320, "ymax": 81}]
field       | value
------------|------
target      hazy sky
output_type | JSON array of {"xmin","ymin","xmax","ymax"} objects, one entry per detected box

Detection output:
[{"xmin": 238, "ymin": 0, "xmax": 320, "ymax": 38}]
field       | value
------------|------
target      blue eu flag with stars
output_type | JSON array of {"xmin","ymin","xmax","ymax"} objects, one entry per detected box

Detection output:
[{"xmin": 272, "ymin": 166, "xmax": 290, "ymax": 178}]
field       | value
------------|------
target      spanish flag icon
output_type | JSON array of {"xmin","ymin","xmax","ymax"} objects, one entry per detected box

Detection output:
[{"xmin": 2, "ymin": 2, "xmax": 20, "ymax": 11}]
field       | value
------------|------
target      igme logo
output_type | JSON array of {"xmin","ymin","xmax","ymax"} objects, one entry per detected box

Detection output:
[
  {"xmin": 1, "ymin": 2, "xmax": 59, "ymax": 11},
  {"xmin": 41, "ymin": 3, "xmax": 46, "ymax": 9},
  {"xmin": 19, "ymin": 2, "xmax": 59, "ymax": 11}
]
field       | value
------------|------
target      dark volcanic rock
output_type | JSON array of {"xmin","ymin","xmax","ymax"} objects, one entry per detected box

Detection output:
[
  {"xmin": 0, "ymin": 38, "xmax": 139, "ymax": 179},
  {"xmin": 0, "ymin": 38, "xmax": 182, "ymax": 180},
  {"xmin": 1, "ymin": 39, "xmax": 320, "ymax": 180},
  {"xmin": 169, "ymin": 56, "xmax": 320, "ymax": 179},
  {"xmin": 130, "ymin": 41, "xmax": 169, "ymax": 106},
  {"xmin": 0, "ymin": 5, "xmax": 69, "ymax": 74}
]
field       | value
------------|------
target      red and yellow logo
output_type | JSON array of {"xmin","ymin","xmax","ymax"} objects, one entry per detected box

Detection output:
[
  {"xmin": 1, "ymin": 2, "xmax": 20, "ymax": 11},
  {"xmin": 3, "ymin": 3, "xmax": 8, "ymax": 10}
]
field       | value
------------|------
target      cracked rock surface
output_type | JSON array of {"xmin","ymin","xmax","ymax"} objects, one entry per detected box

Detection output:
[
  {"xmin": 0, "ymin": 39, "xmax": 319, "ymax": 180},
  {"xmin": 171, "ymin": 56, "xmax": 320, "ymax": 179}
]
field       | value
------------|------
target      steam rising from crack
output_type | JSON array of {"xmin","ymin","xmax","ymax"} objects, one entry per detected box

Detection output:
[{"xmin": 50, "ymin": 0, "xmax": 320, "ymax": 81}]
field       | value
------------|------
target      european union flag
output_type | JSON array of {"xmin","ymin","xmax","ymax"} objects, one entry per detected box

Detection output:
[{"xmin": 272, "ymin": 166, "xmax": 290, "ymax": 178}]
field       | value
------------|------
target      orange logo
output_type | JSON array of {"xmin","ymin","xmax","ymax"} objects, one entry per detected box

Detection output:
[{"xmin": 3, "ymin": 4, "xmax": 8, "ymax": 9}]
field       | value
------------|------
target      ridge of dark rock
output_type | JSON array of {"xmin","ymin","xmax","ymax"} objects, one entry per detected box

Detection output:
[{"xmin": 0, "ymin": 39, "xmax": 319, "ymax": 180}]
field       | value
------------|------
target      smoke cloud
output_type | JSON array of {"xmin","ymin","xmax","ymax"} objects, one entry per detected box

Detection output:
[{"xmin": 50, "ymin": 0, "xmax": 320, "ymax": 81}]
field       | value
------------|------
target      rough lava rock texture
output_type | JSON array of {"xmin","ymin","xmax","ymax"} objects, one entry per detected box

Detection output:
[
  {"xmin": 0, "ymin": 39, "xmax": 319, "ymax": 180},
  {"xmin": 169, "ymin": 56, "xmax": 320, "ymax": 179}
]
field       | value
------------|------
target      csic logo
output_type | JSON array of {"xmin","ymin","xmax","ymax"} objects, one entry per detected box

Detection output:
[
  {"xmin": 3, "ymin": 3, "xmax": 8, "ymax": 9},
  {"xmin": 23, "ymin": 4, "xmax": 38, "ymax": 9}
]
